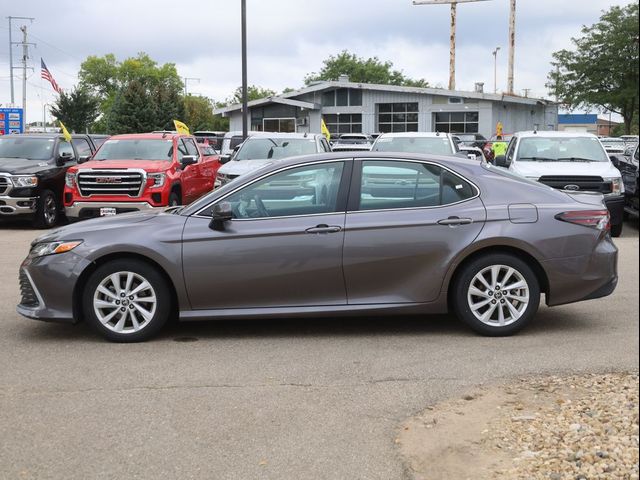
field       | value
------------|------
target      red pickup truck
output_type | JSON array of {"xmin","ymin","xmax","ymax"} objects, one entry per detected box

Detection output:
[{"xmin": 64, "ymin": 133, "xmax": 220, "ymax": 221}]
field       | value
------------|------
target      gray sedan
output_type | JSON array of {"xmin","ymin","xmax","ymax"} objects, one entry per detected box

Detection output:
[{"xmin": 17, "ymin": 152, "xmax": 618, "ymax": 342}]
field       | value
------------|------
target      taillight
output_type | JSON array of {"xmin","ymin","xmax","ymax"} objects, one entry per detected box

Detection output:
[{"xmin": 555, "ymin": 209, "xmax": 610, "ymax": 231}]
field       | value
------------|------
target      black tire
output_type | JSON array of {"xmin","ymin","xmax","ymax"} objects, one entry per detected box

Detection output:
[
  {"xmin": 452, "ymin": 253, "xmax": 541, "ymax": 336},
  {"xmin": 169, "ymin": 191, "xmax": 181, "ymax": 206},
  {"xmin": 610, "ymin": 222, "xmax": 623, "ymax": 238},
  {"xmin": 32, "ymin": 189, "xmax": 59, "ymax": 229},
  {"xmin": 82, "ymin": 259, "xmax": 172, "ymax": 342}
]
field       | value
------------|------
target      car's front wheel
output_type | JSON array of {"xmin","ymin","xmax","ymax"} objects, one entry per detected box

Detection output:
[
  {"xmin": 453, "ymin": 254, "xmax": 540, "ymax": 336},
  {"xmin": 82, "ymin": 259, "xmax": 172, "ymax": 342}
]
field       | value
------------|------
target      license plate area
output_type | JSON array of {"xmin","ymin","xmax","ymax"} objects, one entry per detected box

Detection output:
[{"xmin": 100, "ymin": 207, "xmax": 117, "ymax": 217}]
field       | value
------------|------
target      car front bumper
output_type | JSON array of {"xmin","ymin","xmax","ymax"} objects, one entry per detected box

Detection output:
[
  {"xmin": 16, "ymin": 252, "xmax": 91, "ymax": 323},
  {"xmin": 65, "ymin": 201, "xmax": 160, "ymax": 220},
  {"xmin": 0, "ymin": 195, "xmax": 37, "ymax": 215}
]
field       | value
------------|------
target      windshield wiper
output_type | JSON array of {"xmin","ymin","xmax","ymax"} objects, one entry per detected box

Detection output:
[
  {"xmin": 518, "ymin": 156, "xmax": 558, "ymax": 162},
  {"xmin": 556, "ymin": 157, "xmax": 597, "ymax": 162}
]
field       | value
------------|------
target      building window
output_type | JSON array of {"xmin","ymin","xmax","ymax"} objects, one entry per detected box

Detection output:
[
  {"xmin": 448, "ymin": 97, "xmax": 463, "ymax": 104},
  {"xmin": 323, "ymin": 114, "xmax": 362, "ymax": 134},
  {"xmin": 321, "ymin": 89, "xmax": 363, "ymax": 107},
  {"xmin": 263, "ymin": 118, "xmax": 296, "ymax": 133},
  {"xmin": 434, "ymin": 111, "xmax": 479, "ymax": 133},
  {"xmin": 377, "ymin": 103, "xmax": 419, "ymax": 133}
]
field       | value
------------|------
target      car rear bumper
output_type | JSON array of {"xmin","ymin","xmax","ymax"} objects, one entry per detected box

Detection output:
[
  {"xmin": 543, "ymin": 234, "xmax": 618, "ymax": 307},
  {"xmin": 65, "ymin": 201, "xmax": 160, "ymax": 220},
  {"xmin": 0, "ymin": 195, "xmax": 37, "ymax": 215}
]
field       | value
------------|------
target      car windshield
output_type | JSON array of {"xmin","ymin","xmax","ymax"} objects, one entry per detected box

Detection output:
[
  {"xmin": 0, "ymin": 137, "xmax": 55, "ymax": 160},
  {"xmin": 372, "ymin": 136, "xmax": 454, "ymax": 155},
  {"xmin": 93, "ymin": 139, "xmax": 174, "ymax": 161},
  {"xmin": 336, "ymin": 138, "xmax": 370, "ymax": 145},
  {"xmin": 235, "ymin": 138, "xmax": 318, "ymax": 160},
  {"xmin": 516, "ymin": 137, "xmax": 608, "ymax": 162}
]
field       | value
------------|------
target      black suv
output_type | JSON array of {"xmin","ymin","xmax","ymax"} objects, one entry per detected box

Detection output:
[
  {"xmin": 0, "ymin": 133, "xmax": 97, "ymax": 228},
  {"xmin": 617, "ymin": 144, "xmax": 639, "ymax": 219}
]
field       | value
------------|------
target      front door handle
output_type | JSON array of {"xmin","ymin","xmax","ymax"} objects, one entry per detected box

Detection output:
[
  {"xmin": 305, "ymin": 224, "xmax": 342, "ymax": 234},
  {"xmin": 437, "ymin": 216, "xmax": 473, "ymax": 226}
]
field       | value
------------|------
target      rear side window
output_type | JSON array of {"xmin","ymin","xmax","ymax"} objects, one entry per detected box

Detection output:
[{"xmin": 358, "ymin": 160, "xmax": 475, "ymax": 211}]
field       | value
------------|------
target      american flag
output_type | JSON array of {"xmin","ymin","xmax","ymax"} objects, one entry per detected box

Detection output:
[{"xmin": 41, "ymin": 59, "xmax": 62, "ymax": 94}]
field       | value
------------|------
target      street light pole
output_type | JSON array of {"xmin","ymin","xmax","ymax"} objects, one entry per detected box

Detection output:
[
  {"xmin": 507, "ymin": 0, "xmax": 516, "ymax": 94},
  {"xmin": 241, "ymin": 0, "xmax": 248, "ymax": 140},
  {"xmin": 492, "ymin": 46, "xmax": 500, "ymax": 94}
]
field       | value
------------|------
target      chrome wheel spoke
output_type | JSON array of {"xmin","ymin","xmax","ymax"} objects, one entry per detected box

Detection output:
[
  {"xmin": 129, "ymin": 281, "xmax": 151, "ymax": 297},
  {"xmin": 506, "ymin": 292, "xmax": 528, "ymax": 303},
  {"xmin": 99, "ymin": 308, "xmax": 120, "ymax": 325},
  {"xmin": 504, "ymin": 300, "xmax": 521, "ymax": 319},
  {"xmin": 497, "ymin": 303, "xmax": 506, "ymax": 326},
  {"xmin": 470, "ymin": 297, "xmax": 493, "ymax": 311},
  {"xmin": 97, "ymin": 285, "xmax": 118, "ymax": 300},
  {"xmin": 504, "ymin": 280, "xmax": 526, "ymax": 291},
  {"xmin": 95, "ymin": 299, "xmax": 116, "ymax": 309},
  {"xmin": 480, "ymin": 302, "xmax": 498, "ymax": 322},
  {"xmin": 133, "ymin": 303, "xmax": 153, "ymax": 322},
  {"xmin": 469, "ymin": 286, "xmax": 490, "ymax": 298}
]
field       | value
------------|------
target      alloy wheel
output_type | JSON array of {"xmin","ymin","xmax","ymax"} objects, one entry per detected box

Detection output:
[
  {"xmin": 44, "ymin": 195, "xmax": 57, "ymax": 226},
  {"xmin": 467, "ymin": 264, "xmax": 530, "ymax": 327},
  {"xmin": 93, "ymin": 271, "xmax": 157, "ymax": 334}
]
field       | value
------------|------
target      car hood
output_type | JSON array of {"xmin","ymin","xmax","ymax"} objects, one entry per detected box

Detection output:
[
  {"xmin": 33, "ymin": 209, "xmax": 174, "ymax": 245},
  {"xmin": 70, "ymin": 159, "xmax": 171, "ymax": 173},
  {"xmin": 511, "ymin": 160, "xmax": 621, "ymax": 179},
  {"xmin": 218, "ymin": 159, "xmax": 274, "ymax": 177},
  {"xmin": 0, "ymin": 157, "xmax": 55, "ymax": 175}
]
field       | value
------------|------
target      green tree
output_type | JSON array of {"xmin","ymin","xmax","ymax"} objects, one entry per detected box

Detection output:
[
  {"xmin": 547, "ymin": 3, "xmax": 639, "ymax": 134},
  {"xmin": 183, "ymin": 95, "xmax": 226, "ymax": 131},
  {"xmin": 78, "ymin": 52, "xmax": 185, "ymax": 133},
  {"xmin": 228, "ymin": 85, "xmax": 276, "ymax": 104},
  {"xmin": 109, "ymin": 79, "xmax": 158, "ymax": 134},
  {"xmin": 50, "ymin": 86, "xmax": 100, "ymax": 133},
  {"xmin": 304, "ymin": 51, "xmax": 429, "ymax": 87}
]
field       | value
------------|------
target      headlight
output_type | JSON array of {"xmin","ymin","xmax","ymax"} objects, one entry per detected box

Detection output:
[
  {"xmin": 65, "ymin": 172, "xmax": 76, "ymax": 188},
  {"xmin": 30, "ymin": 241, "xmax": 82, "ymax": 258},
  {"xmin": 11, "ymin": 176, "xmax": 38, "ymax": 188},
  {"xmin": 148, "ymin": 173, "xmax": 166, "ymax": 187},
  {"xmin": 604, "ymin": 177, "xmax": 624, "ymax": 195}
]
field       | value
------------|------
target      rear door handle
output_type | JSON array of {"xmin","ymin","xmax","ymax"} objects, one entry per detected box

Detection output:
[
  {"xmin": 305, "ymin": 224, "xmax": 342, "ymax": 234},
  {"xmin": 437, "ymin": 216, "xmax": 473, "ymax": 226}
]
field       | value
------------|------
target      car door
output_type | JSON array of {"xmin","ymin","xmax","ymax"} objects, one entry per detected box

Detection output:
[
  {"xmin": 176, "ymin": 138, "xmax": 198, "ymax": 204},
  {"xmin": 343, "ymin": 159, "xmax": 486, "ymax": 304},
  {"xmin": 183, "ymin": 137, "xmax": 210, "ymax": 200},
  {"xmin": 182, "ymin": 160, "xmax": 351, "ymax": 310}
]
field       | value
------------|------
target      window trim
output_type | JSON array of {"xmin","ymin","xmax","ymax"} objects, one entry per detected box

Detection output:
[
  {"xmin": 192, "ymin": 159, "xmax": 354, "ymax": 220},
  {"xmin": 346, "ymin": 158, "xmax": 481, "ymax": 214}
]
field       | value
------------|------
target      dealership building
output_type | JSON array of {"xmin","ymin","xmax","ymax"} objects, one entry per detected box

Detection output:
[{"xmin": 215, "ymin": 76, "xmax": 558, "ymax": 138}]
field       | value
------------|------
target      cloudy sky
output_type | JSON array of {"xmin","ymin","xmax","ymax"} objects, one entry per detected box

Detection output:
[{"xmin": 0, "ymin": 0, "xmax": 630, "ymax": 123}]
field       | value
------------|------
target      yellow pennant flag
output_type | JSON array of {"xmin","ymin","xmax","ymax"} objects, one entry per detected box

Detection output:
[
  {"xmin": 173, "ymin": 120, "xmax": 190, "ymax": 135},
  {"xmin": 321, "ymin": 118, "xmax": 331, "ymax": 141},
  {"xmin": 59, "ymin": 121, "xmax": 72, "ymax": 142}
]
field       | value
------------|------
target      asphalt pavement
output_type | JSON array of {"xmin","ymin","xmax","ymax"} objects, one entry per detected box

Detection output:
[{"xmin": 0, "ymin": 218, "xmax": 638, "ymax": 480}]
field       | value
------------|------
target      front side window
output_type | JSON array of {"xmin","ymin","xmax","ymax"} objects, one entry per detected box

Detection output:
[
  {"xmin": 516, "ymin": 136, "xmax": 608, "ymax": 162},
  {"xmin": 0, "ymin": 137, "xmax": 55, "ymax": 160},
  {"xmin": 358, "ymin": 160, "xmax": 475, "ymax": 211},
  {"xmin": 57, "ymin": 141, "xmax": 75, "ymax": 159},
  {"xmin": 213, "ymin": 162, "xmax": 345, "ymax": 219},
  {"xmin": 372, "ymin": 136, "xmax": 454, "ymax": 155},
  {"xmin": 183, "ymin": 138, "xmax": 200, "ymax": 159},
  {"xmin": 94, "ymin": 139, "xmax": 174, "ymax": 161},
  {"xmin": 73, "ymin": 138, "xmax": 92, "ymax": 157}
]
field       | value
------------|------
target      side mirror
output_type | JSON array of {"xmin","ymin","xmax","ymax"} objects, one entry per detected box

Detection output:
[
  {"xmin": 78, "ymin": 155, "xmax": 91, "ymax": 164},
  {"xmin": 494, "ymin": 155, "xmax": 508, "ymax": 167},
  {"xmin": 56, "ymin": 151, "xmax": 74, "ymax": 166},
  {"xmin": 209, "ymin": 201, "xmax": 233, "ymax": 231},
  {"xmin": 219, "ymin": 154, "xmax": 232, "ymax": 164},
  {"xmin": 180, "ymin": 155, "xmax": 197, "ymax": 168}
]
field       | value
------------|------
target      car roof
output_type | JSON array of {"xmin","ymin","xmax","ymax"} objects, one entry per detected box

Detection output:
[
  {"xmin": 105, "ymin": 133, "xmax": 185, "ymax": 141},
  {"xmin": 377, "ymin": 132, "xmax": 452, "ymax": 138},
  {"xmin": 515, "ymin": 131, "xmax": 598, "ymax": 139},
  {"xmin": 4, "ymin": 133, "xmax": 86, "ymax": 139},
  {"xmin": 243, "ymin": 132, "xmax": 321, "ymax": 140}
]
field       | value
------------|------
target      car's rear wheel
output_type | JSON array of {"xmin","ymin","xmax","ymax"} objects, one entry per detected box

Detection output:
[
  {"xmin": 453, "ymin": 254, "xmax": 540, "ymax": 336},
  {"xmin": 82, "ymin": 259, "xmax": 171, "ymax": 342}
]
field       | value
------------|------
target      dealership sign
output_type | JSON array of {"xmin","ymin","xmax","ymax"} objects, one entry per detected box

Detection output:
[{"xmin": 0, "ymin": 108, "xmax": 24, "ymax": 135}]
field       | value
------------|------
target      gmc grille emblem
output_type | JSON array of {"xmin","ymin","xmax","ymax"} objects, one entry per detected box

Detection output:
[
  {"xmin": 96, "ymin": 177, "xmax": 122, "ymax": 184},
  {"xmin": 564, "ymin": 184, "xmax": 580, "ymax": 191}
]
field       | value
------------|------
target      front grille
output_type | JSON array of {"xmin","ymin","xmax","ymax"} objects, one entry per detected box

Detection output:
[
  {"xmin": 0, "ymin": 176, "xmax": 10, "ymax": 195},
  {"xmin": 19, "ymin": 270, "xmax": 39, "ymax": 308},
  {"xmin": 77, "ymin": 170, "xmax": 144, "ymax": 197},
  {"xmin": 538, "ymin": 176, "xmax": 612, "ymax": 194}
]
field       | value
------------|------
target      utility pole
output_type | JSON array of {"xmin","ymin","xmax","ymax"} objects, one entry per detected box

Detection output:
[
  {"xmin": 507, "ymin": 0, "xmax": 516, "ymax": 94},
  {"xmin": 183, "ymin": 77, "xmax": 200, "ymax": 96},
  {"xmin": 492, "ymin": 46, "xmax": 500, "ymax": 93},
  {"xmin": 413, "ymin": 0, "xmax": 491, "ymax": 91},
  {"xmin": 6, "ymin": 16, "xmax": 35, "ymax": 105},
  {"xmin": 18, "ymin": 25, "xmax": 35, "ymax": 123},
  {"xmin": 522, "ymin": 88, "xmax": 531, "ymax": 97},
  {"xmin": 241, "ymin": 0, "xmax": 248, "ymax": 140}
]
